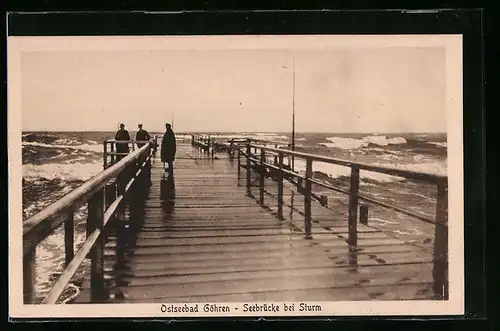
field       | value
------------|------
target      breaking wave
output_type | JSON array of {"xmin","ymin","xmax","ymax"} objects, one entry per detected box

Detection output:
[
  {"xmin": 293, "ymin": 158, "xmax": 446, "ymax": 183},
  {"xmin": 23, "ymin": 161, "xmax": 102, "ymax": 182},
  {"xmin": 23, "ymin": 141, "xmax": 103, "ymax": 154},
  {"xmin": 427, "ymin": 141, "xmax": 447, "ymax": 148},
  {"xmin": 319, "ymin": 135, "xmax": 407, "ymax": 150}
]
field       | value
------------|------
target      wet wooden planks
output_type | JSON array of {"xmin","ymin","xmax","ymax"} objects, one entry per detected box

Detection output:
[{"xmin": 73, "ymin": 144, "xmax": 435, "ymax": 303}]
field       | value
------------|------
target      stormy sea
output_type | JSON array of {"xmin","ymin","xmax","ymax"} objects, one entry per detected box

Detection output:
[{"xmin": 22, "ymin": 131, "xmax": 447, "ymax": 303}]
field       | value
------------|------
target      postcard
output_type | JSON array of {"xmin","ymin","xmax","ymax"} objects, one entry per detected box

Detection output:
[{"xmin": 8, "ymin": 34, "xmax": 463, "ymax": 318}]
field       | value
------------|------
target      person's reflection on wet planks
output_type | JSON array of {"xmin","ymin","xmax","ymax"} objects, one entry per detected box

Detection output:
[
  {"xmin": 135, "ymin": 124, "xmax": 153, "ymax": 186},
  {"xmin": 161, "ymin": 123, "xmax": 176, "ymax": 179},
  {"xmin": 160, "ymin": 174, "xmax": 176, "ymax": 215}
]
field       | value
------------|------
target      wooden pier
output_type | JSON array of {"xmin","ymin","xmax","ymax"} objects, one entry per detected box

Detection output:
[{"xmin": 22, "ymin": 135, "xmax": 448, "ymax": 304}]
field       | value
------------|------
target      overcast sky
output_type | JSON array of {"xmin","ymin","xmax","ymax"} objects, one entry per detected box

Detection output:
[{"xmin": 19, "ymin": 36, "xmax": 447, "ymax": 133}]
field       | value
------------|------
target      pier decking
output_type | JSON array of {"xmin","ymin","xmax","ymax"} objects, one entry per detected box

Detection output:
[
  {"xmin": 23, "ymin": 136, "xmax": 448, "ymax": 305},
  {"xmin": 73, "ymin": 144, "xmax": 435, "ymax": 303}
]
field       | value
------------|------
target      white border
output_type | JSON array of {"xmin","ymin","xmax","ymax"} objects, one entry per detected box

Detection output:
[{"xmin": 8, "ymin": 35, "xmax": 464, "ymax": 318}]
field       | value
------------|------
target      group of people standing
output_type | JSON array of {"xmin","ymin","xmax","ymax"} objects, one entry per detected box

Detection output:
[{"xmin": 114, "ymin": 123, "xmax": 177, "ymax": 177}]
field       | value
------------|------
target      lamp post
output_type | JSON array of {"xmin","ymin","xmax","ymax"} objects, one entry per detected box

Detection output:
[
  {"xmin": 291, "ymin": 54, "xmax": 296, "ymax": 172},
  {"xmin": 282, "ymin": 53, "xmax": 296, "ymax": 171}
]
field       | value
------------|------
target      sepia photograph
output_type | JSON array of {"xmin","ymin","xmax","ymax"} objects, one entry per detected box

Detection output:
[{"xmin": 8, "ymin": 34, "xmax": 464, "ymax": 318}]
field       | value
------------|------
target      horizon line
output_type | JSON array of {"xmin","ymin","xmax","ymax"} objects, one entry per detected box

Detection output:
[{"xmin": 21, "ymin": 130, "xmax": 447, "ymax": 134}]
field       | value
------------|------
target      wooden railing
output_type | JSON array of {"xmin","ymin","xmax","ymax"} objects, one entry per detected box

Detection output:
[
  {"xmin": 190, "ymin": 135, "xmax": 293, "ymax": 164},
  {"xmin": 22, "ymin": 137, "xmax": 156, "ymax": 304},
  {"xmin": 235, "ymin": 142, "xmax": 449, "ymax": 300},
  {"xmin": 191, "ymin": 134, "xmax": 215, "ymax": 158},
  {"xmin": 103, "ymin": 136, "xmax": 158, "ymax": 169}
]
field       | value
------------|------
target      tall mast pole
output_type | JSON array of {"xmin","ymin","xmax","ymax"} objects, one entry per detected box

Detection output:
[{"xmin": 291, "ymin": 54, "xmax": 296, "ymax": 171}]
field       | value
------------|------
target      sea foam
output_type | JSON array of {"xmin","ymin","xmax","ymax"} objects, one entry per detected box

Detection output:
[
  {"xmin": 427, "ymin": 141, "xmax": 447, "ymax": 148},
  {"xmin": 293, "ymin": 158, "xmax": 446, "ymax": 183},
  {"xmin": 23, "ymin": 161, "xmax": 103, "ymax": 182},
  {"xmin": 320, "ymin": 135, "xmax": 407, "ymax": 150},
  {"xmin": 23, "ymin": 141, "xmax": 103, "ymax": 154}
]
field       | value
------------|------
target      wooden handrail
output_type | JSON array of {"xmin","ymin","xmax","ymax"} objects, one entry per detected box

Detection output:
[
  {"xmin": 23, "ymin": 137, "xmax": 156, "ymax": 304},
  {"xmin": 249, "ymin": 143, "xmax": 446, "ymax": 184},
  {"xmin": 41, "ymin": 152, "xmax": 152, "ymax": 304},
  {"xmin": 104, "ymin": 140, "xmax": 150, "ymax": 143},
  {"xmin": 238, "ymin": 141, "xmax": 449, "ymax": 300},
  {"xmin": 23, "ymin": 141, "xmax": 153, "ymax": 255}
]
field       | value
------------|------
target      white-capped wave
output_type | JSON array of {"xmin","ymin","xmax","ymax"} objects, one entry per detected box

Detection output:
[
  {"xmin": 321, "ymin": 135, "xmax": 407, "ymax": 150},
  {"xmin": 373, "ymin": 161, "xmax": 447, "ymax": 177},
  {"xmin": 23, "ymin": 161, "xmax": 102, "ymax": 181},
  {"xmin": 296, "ymin": 138, "xmax": 307, "ymax": 141},
  {"xmin": 293, "ymin": 158, "xmax": 446, "ymax": 183},
  {"xmin": 245, "ymin": 133, "xmax": 289, "ymax": 141},
  {"xmin": 366, "ymin": 147, "xmax": 402, "ymax": 155},
  {"xmin": 293, "ymin": 159, "xmax": 402, "ymax": 182},
  {"xmin": 428, "ymin": 142, "xmax": 447, "ymax": 148},
  {"xmin": 255, "ymin": 133, "xmax": 277, "ymax": 136},
  {"xmin": 175, "ymin": 135, "xmax": 193, "ymax": 140},
  {"xmin": 23, "ymin": 141, "xmax": 103, "ymax": 153},
  {"xmin": 54, "ymin": 138, "xmax": 83, "ymax": 146},
  {"xmin": 366, "ymin": 136, "xmax": 407, "ymax": 146},
  {"xmin": 201, "ymin": 133, "xmax": 290, "ymax": 141}
]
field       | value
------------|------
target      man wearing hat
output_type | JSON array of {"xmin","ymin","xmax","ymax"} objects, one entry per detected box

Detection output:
[
  {"xmin": 135, "ymin": 124, "xmax": 151, "ymax": 148},
  {"xmin": 161, "ymin": 123, "xmax": 177, "ymax": 178},
  {"xmin": 114, "ymin": 123, "xmax": 130, "ymax": 162}
]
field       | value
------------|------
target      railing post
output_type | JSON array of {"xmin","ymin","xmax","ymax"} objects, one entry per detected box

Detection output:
[
  {"xmin": 23, "ymin": 247, "xmax": 36, "ymax": 304},
  {"xmin": 348, "ymin": 166, "xmax": 360, "ymax": 265},
  {"xmin": 246, "ymin": 143, "xmax": 251, "ymax": 194},
  {"xmin": 433, "ymin": 179, "xmax": 449, "ymax": 300},
  {"xmin": 116, "ymin": 173, "xmax": 126, "ymax": 222},
  {"xmin": 360, "ymin": 205, "xmax": 369, "ymax": 225},
  {"xmin": 259, "ymin": 148, "xmax": 265, "ymax": 205},
  {"xmin": 110, "ymin": 142, "xmax": 115, "ymax": 166},
  {"xmin": 230, "ymin": 138, "xmax": 235, "ymax": 159},
  {"xmin": 211, "ymin": 139, "xmax": 215, "ymax": 159},
  {"xmin": 278, "ymin": 152, "xmax": 284, "ymax": 220},
  {"xmin": 103, "ymin": 141, "xmax": 108, "ymax": 170},
  {"xmin": 64, "ymin": 213, "xmax": 74, "ymax": 267},
  {"xmin": 304, "ymin": 158, "xmax": 313, "ymax": 239},
  {"xmin": 88, "ymin": 188, "xmax": 105, "ymax": 302},
  {"xmin": 297, "ymin": 178, "xmax": 303, "ymax": 194},
  {"xmin": 237, "ymin": 148, "xmax": 241, "ymax": 183},
  {"xmin": 105, "ymin": 182, "xmax": 117, "ymax": 227}
]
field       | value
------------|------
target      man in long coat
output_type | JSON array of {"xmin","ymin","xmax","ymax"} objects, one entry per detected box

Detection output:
[
  {"xmin": 135, "ymin": 124, "xmax": 151, "ymax": 148},
  {"xmin": 115, "ymin": 123, "xmax": 130, "ymax": 162},
  {"xmin": 161, "ymin": 123, "xmax": 176, "ymax": 177}
]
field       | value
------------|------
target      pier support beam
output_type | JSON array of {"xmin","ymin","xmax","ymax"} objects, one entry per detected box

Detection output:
[
  {"xmin": 278, "ymin": 152, "xmax": 284, "ymax": 220},
  {"xmin": 23, "ymin": 247, "xmax": 36, "ymax": 304},
  {"xmin": 110, "ymin": 143, "xmax": 115, "ymax": 166},
  {"xmin": 304, "ymin": 158, "xmax": 313, "ymax": 239},
  {"xmin": 103, "ymin": 141, "xmax": 108, "ymax": 169},
  {"xmin": 359, "ymin": 204, "xmax": 369, "ymax": 225},
  {"xmin": 237, "ymin": 149, "xmax": 241, "ymax": 184},
  {"xmin": 88, "ymin": 189, "xmax": 105, "ymax": 302},
  {"xmin": 259, "ymin": 149, "xmax": 265, "ymax": 205},
  {"xmin": 246, "ymin": 144, "xmax": 251, "ymax": 195},
  {"xmin": 348, "ymin": 166, "xmax": 360, "ymax": 266},
  {"xmin": 433, "ymin": 179, "xmax": 449, "ymax": 300},
  {"xmin": 105, "ymin": 182, "xmax": 117, "ymax": 228},
  {"xmin": 64, "ymin": 214, "xmax": 74, "ymax": 267}
]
